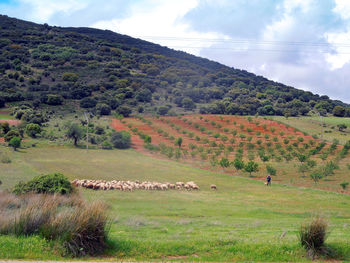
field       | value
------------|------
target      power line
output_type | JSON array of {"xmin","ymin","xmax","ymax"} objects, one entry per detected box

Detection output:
[{"xmin": 136, "ymin": 35, "xmax": 350, "ymax": 48}]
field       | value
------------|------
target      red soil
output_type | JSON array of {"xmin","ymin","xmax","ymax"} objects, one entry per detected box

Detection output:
[{"xmin": 0, "ymin": 119, "xmax": 21, "ymax": 126}]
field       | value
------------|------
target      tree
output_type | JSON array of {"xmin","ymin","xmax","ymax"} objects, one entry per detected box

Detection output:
[
  {"xmin": 233, "ymin": 158, "xmax": 244, "ymax": 170},
  {"xmin": 25, "ymin": 123, "xmax": 41, "ymax": 138},
  {"xmin": 80, "ymin": 97, "xmax": 97, "ymax": 108},
  {"xmin": 9, "ymin": 136, "xmax": 21, "ymax": 151},
  {"xmin": 1, "ymin": 122, "xmax": 10, "ymax": 134},
  {"xmin": 340, "ymin": 182, "xmax": 349, "ymax": 191},
  {"xmin": 333, "ymin": 106, "xmax": 345, "ymax": 117},
  {"xmin": 219, "ymin": 157, "xmax": 230, "ymax": 168},
  {"xmin": 117, "ymin": 105, "xmax": 132, "ymax": 117},
  {"xmin": 310, "ymin": 170, "xmax": 323, "ymax": 184},
  {"xmin": 66, "ymin": 123, "xmax": 84, "ymax": 146},
  {"xmin": 96, "ymin": 103, "xmax": 111, "ymax": 115},
  {"xmin": 266, "ymin": 165, "xmax": 277, "ymax": 176},
  {"xmin": 111, "ymin": 131, "xmax": 131, "ymax": 149},
  {"xmin": 46, "ymin": 94, "xmax": 63, "ymax": 105},
  {"xmin": 157, "ymin": 106, "xmax": 169, "ymax": 115},
  {"xmin": 174, "ymin": 137, "xmax": 183, "ymax": 148},
  {"xmin": 337, "ymin": 123, "xmax": 347, "ymax": 132},
  {"xmin": 244, "ymin": 161, "xmax": 259, "ymax": 176},
  {"xmin": 298, "ymin": 163, "xmax": 310, "ymax": 177},
  {"xmin": 182, "ymin": 97, "xmax": 196, "ymax": 111}
]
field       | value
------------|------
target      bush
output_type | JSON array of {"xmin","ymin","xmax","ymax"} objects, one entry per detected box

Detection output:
[
  {"xmin": 25, "ymin": 123, "xmax": 41, "ymax": 138},
  {"xmin": 299, "ymin": 217, "xmax": 328, "ymax": 257},
  {"xmin": 101, "ymin": 140, "xmax": 113, "ymax": 150},
  {"xmin": 110, "ymin": 131, "xmax": 131, "ymax": 149},
  {"xmin": 4, "ymin": 130, "xmax": 20, "ymax": 142},
  {"xmin": 0, "ymin": 192, "xmax": 110, "ymax": 257},
  {"xmin": 12, "ymin": 173, "xmax": 73, "ymax": 195},
  {"xmin": 46, "ymin": 94, "xmax": 63, "ymax": 105},
  {"xmin": 80, "ymin": 97, "xmax": 97, "ymax": 108},
  {"xmin": 96, "ymin": 103, "xmax": 111, "ymax": 115}
]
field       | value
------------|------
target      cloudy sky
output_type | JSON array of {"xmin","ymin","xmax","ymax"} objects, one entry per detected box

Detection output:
[{"xmin": 1, "ymin": 0, "xmax": 350, "ymax": 103}]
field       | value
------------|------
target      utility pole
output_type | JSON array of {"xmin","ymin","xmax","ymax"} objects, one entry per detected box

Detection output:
[{"xmin": 84, "ymin": 112, "xmax": 89, "ymax": 152}]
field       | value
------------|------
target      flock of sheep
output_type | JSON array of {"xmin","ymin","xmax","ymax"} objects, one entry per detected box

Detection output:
[{"xmin": 71, "ymin": 179, "xmax": 215, "ymax": 191}]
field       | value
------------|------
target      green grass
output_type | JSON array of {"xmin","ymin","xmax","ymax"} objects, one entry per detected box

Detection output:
[
  {"xmin": 0, "ymin": 235, "xmax": 63, "ymax": 260},
  {"xmin": 1, "ymin": 145, "xmax": 350, "ymax": 261},
  {"xmin": 272, "ymin": 116, "xmax": 350, "ymax": 144},
  {"xmin": 0, "ymin": 114, "xmax": 14, "ymax": 120}
]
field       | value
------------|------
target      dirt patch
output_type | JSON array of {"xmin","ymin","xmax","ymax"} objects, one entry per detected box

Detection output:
[{"xmin": 0, "ymin": 119, "xmax": 21, "ymax": 126}]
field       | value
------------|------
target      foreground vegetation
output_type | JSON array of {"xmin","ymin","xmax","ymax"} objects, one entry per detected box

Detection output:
[{"xmin": 1, "ymin": 144, "xmax": 350, "ymax": 261}]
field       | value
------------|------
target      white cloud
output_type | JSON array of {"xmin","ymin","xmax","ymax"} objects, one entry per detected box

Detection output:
[
  {"xmin": 324, "ymin": 0, "xmax": 350, "ymax": 70},
  {"xmin": 92, "ymin": 0, "xmax": 229, "ymax": 55},
  {"xmin": 325, "ymin": 29, "xmax": 350, "ymax": 70},
  {"xmin": 17, "ymin": 0, "xmax": 88, "ymax": 23},
  {"xmin": 333, "ymin": 0, "xmax": 350, "ymax": 20}
]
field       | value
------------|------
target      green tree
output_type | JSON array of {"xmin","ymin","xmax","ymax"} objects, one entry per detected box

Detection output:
[
  {"xmin": 1, "ymin": 122, "xmax": 10, "ymax": 134},
  {"xmin": 219, "ymin": 157, "xmax": 230, "ymax": 168},
  {"xmin": 25, "ymin": 123, "xmax": 41, "ymax": 138},
  {"xmin": 310, "ymin": 170, "xmax": 323, "ymax": 184},
  {"xmin": 340, "ymin": 182, "xmax": 349, "ymax": 191},
  {"xmin": 174, "ymin": 137, "xmax": 183, "ymax": 148},
  {"xmin": 66, "ymin": 123, "xmax": 84, "ymax": 146},
  {"xmin": 233, "ymin": 158, "xmax": 244, "ymax": 170},
  {"xmin": 333, "ymin": 106, "xmax": 346, "ymax": 117},
  {"xmin": 298, "ymin": 163, "xmax": 310, "ymax": 177},
  {"xmin": 111, "ymin": 131, "xmax": 131, "ymax": 149},
  {"xmin": 266, "ymin": 165, "xmax": 277, "ymax": 176},
  {"xmin": 9, "ymin": 136, "xmax": 21, "ymax": 151},
  {"xmin": 244, "ymin": 161, "xmax": 259, "ymax": 176}
]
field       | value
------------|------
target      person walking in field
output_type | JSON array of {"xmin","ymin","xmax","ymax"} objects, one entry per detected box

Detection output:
[{"xmin": 266, "ymin": 175, "xmax": 271, "ymax": 186}]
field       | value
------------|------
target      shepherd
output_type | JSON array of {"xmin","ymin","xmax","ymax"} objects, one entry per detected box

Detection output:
[{"xmin": 266, "ymin": 175, "xmax": 271, "ymax": 186}]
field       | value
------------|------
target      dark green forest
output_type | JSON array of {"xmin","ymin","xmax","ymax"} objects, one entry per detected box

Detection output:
[{"xmin": 1, "ymin": 14, "xmax": 349, "ymax": 118}]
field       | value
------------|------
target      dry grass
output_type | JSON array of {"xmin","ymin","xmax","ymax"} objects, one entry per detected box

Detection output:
[
  {"xmin": 0, "ymin": 191, "xmax": 110, "ymax": 257},
  {"xmin": 299, "ymin": 217, "xmax": 329, "ymax": 258}
]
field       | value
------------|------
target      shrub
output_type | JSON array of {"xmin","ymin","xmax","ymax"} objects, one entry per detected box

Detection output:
[
  {"xmin": 12, "ymin": 173, "xmax": 73, "ymax": 195},
  {"xmin": 46, "ymin": 94, "xmax": 63, "ymax": 105},
  {"xmin": 266, "ymin": 165, "xmax": 277, "ymax": 176},
  {"xmin": 80, "ymin": 97, "xmax": 97, "ymax": 108},
  {"xmin": 0, "ymin": 192, "xmax": 109, "ymax": 257},
  {"xmin": 96, "ymin": 103, "xmax": 111, "ymax": 115},
  {"xmin": 110, "ymin": 131, "xmax": 131, "ymax": 149},
  {"xmin": 4, "ymin": 130, "xmax": 20, "ymax": 142},
  {"xmin": 101, "ymin": 140, "xmax": 113, "ymax": 150},
  {"xmin": 25, "ymin": 123, "xmax": 41, "ymax": 138},
  {"xmin": 299, "ymin": 217, "xmax": 328, "ymax": 257}
]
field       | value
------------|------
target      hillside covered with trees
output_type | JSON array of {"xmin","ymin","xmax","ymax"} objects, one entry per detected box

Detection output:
[{"xmin": 1, "ymin": 14, "xmax": 349, "ymax": 118}]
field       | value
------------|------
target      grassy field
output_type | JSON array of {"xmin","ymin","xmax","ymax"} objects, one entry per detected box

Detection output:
[
  {"xmin": 272, "ymin": 116, "xmax": 350, "ymax": 144},
  {"xmin": 1, "ymin": 145, "xmax": 350, "ymax": 261}
]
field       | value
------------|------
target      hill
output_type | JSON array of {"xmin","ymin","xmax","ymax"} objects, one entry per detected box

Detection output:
[{"xmin": 1, "ymin": 14, "xmax": 350, "ymax": 118}]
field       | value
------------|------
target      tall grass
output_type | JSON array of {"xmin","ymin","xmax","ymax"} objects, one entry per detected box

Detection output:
[
  {"xmin": 299, "ymin": 217, "xmax": 328, "ymax": 258},
  {"xmin": 0, "ymin": 191, "xmax": 110, "ymax": 257}
]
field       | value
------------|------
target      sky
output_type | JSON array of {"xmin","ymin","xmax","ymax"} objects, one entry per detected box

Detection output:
[{"xmin": 1, "ymin": 0, "xmax": 350, "ymax": 103}]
